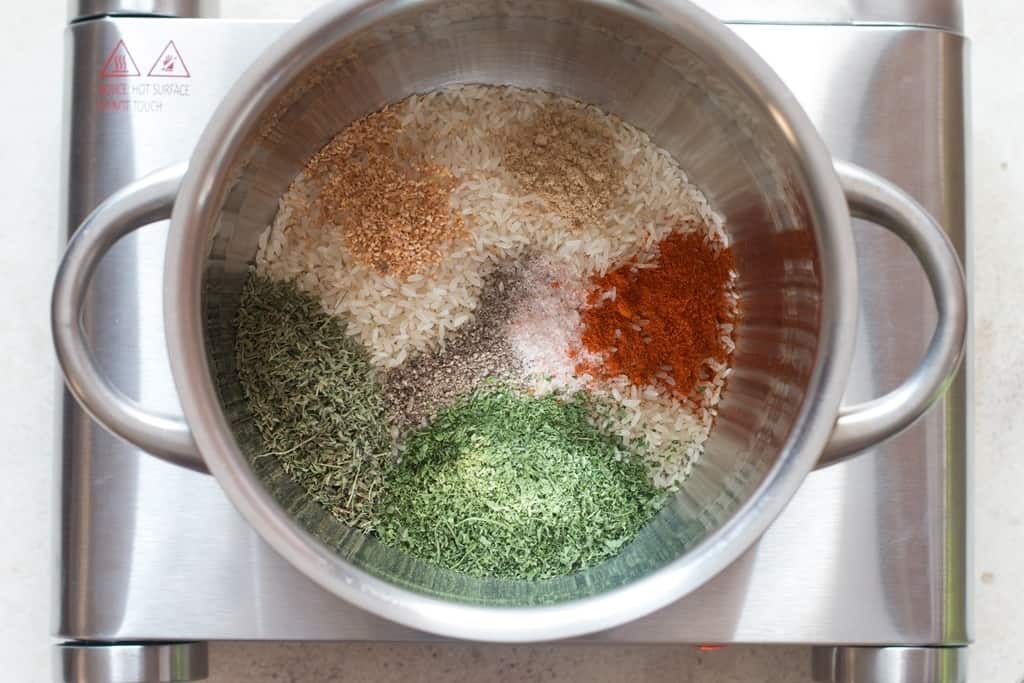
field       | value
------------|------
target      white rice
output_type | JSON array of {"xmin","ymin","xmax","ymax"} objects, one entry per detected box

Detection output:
[
  {"xmin": 255, "ymin": 84, "xmax": 734, "ymax": 488},
  {"xmin": 256, "ymin": 85, "xmax": 724, "ymax": 369}
]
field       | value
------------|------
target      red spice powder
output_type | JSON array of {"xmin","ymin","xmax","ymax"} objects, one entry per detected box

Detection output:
[{"xmin": 575, "ymin": 230, "xmax": 736, "ymax": 398}]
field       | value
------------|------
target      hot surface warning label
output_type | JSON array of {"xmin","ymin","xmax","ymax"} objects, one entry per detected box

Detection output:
[
  {"xmin": 100, "ymin": 40, "xmax": 140, "ymax": 78},
  {"xmin": 96, "ymin": 39, "xmax": 193, "ymax": 113},
  {"xmin": 148, "ymin": 41, "xmax": 191, "ymax": 78}
]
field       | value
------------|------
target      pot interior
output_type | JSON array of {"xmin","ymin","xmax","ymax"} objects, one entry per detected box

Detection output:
[{"xmin": 201, "ymin": 0, "xmax": 824, "ymax": 607}]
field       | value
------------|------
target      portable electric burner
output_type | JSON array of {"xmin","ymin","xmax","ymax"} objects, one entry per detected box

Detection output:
[{"xmin": 56, "ymin": 2, "xmax": 969, "ymax": 681}]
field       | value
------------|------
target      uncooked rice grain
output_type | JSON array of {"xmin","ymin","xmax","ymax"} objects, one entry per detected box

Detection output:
[
  {"xmin": 255, "ymin": 84, "xmax": 734, "ymax": 488},
  {"xmin": 256, "ymin": 85, "xmax": 724, "ymax": 370}
]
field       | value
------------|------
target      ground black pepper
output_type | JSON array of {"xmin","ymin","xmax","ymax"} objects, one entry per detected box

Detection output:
[{"xmin": 381, "ymin": 259, "xmax": 532, "ymax": 435}]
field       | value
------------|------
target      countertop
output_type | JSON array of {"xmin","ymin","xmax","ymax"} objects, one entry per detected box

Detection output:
[{"xmin": 2, "ymin": 2, "xmax": 1020, "ymax": 681}]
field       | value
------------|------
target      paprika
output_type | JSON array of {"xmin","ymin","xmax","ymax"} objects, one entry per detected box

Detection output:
[{"xmin": 576, "ymin": 228, "xmax": 736, "ymax": 398}]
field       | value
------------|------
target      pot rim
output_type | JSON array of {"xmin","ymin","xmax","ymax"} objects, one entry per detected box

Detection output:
[{"xmin": 164, "ymin": 0, "xmax": 858, "ymax": 641}]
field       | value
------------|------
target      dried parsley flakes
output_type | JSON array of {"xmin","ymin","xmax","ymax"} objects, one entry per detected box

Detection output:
[
  {"xmin": 236, "ymin": 275, "xmax": 391, "ymax": 532},
  {"xmin": 236, "ymin": 279, "xmax": 665, "ymax": 579},
  {"xmin": 377, "ymin": 385, "xmax": 664, "ymax": 580}
]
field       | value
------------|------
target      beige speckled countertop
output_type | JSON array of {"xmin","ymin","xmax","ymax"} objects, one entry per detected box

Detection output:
[{"xmin": 1, "ymin": 2, "xmax": 1020, "ymax": 681}]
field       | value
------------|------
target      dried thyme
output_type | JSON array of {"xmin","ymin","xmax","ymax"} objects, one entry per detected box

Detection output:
[
  {"xmin": 236, "ymin": 275, "xmax": 391, "ymax": 532},
  {"xmin": 378, "ymin": 385, "xmax": 664, "ymax": 580}
]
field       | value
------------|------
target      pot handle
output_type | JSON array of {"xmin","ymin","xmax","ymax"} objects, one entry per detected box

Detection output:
[
  {"xmin": 818, "ymin": 161, "xmax": 967, "ymax": 467},
  {"xmin": 51, "ymin": 163, "xmax": 207, "ymax": 473}
]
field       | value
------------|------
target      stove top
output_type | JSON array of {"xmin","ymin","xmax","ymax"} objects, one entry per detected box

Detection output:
[{"xmin": 56, "ymin": 3, "xmax": 969, "ymax": 682}]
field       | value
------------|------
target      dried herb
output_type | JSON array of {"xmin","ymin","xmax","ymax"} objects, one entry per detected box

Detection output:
[
  {"xmin": 236, "ymin": 275, "xmax": 391, "ymax": 532},
  {"xmin": 378, "ymin": 385, "xmax": 664, "ymax": 580}
]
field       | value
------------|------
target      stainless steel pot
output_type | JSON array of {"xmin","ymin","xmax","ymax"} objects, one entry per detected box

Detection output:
[{"xmin": 52, "ymin": 0, "xmax": 967, "ymax": 641}]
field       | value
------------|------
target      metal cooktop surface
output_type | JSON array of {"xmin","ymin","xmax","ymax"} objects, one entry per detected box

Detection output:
[{"xmin": 56, "ymin": 3, "xmax": 969, "ymax": 682}]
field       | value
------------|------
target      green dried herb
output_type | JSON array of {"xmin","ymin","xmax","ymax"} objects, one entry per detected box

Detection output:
[
  {"xmin": 236, "ymin": 275, "xmax": 391, "ymax": 532},
  {"xmin": 378, "ymin": 385, "xmax": 664, "ymax": 580}
]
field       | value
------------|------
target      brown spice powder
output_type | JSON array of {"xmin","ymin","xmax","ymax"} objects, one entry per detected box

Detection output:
[
  {"xmin": 306, "ymin": 109, "xmax": 464, "ymax": 278},
  {"xmin": 504, "ymin": 104, "xmax": 623, "ymax": 230}
]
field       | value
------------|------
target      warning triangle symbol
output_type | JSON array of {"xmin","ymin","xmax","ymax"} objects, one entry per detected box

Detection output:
[
  {"xmin": 147, "ymin": 41, "xmax": 190, "ymax": 78},
  {"xmin": 99, "ymin": 40, "xmax": 140, "ymax": 78}
]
